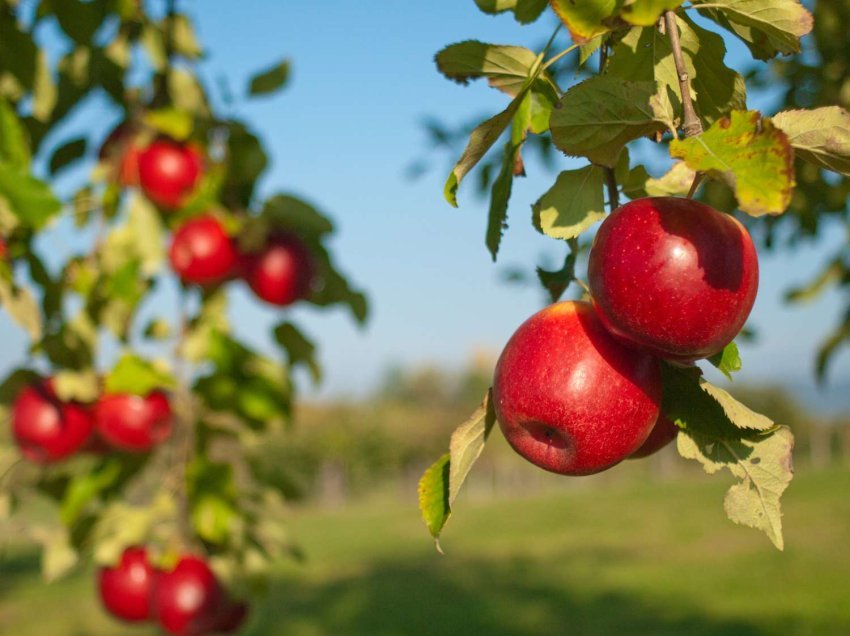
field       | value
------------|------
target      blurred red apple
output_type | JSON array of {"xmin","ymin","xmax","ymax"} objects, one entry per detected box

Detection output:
[
  {"xmin": 213, "ymin": 600, "xmax": 249, "ymax": 633},
  {"xmin": 588, "ymin": 196, "xmax": 758, "ymax": 361},
  {"xmin": 628, "ymin": 414, "xmax": 679, "ymax": 459},
  {"xmin": 99, "ymin": 546, "xmax": 157, "ymax": 623},
  {"xmin": 244, "ymin": 233, "xmax": 315, "ymax": 306},
  {"xmin": 153, "ymin": 555, "xmax": 223, "ymax": 636},
  {"xmin": 169, "ymin": 216, "xmax": 239, "ymax": 286},
  {"xmin": 12, "ymin": 380, "xmax": 94, "ymax": 464},
  {"xmin": 138, "ymin": 139, "xmax": 203, "ymax": 209},
  {"xmin": 99, "ymin": 122, "xmax": 142, "ymax": 186},
  {"xmin": 94, "ymin": 391, "xmax": 173, "ymax": 452},
  {"xmin": 493, "ymin": 301, "xmax": 661, "ymax": 476}
]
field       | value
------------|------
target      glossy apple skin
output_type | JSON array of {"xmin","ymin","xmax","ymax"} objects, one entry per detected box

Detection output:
[
  {"xmin": 99, "ymin": 122, "xmax": 141, "ymax": 186},
  {"xmin": 628, "ymin": 414, "xmax": 679, "ymax": 459},
  {"xmin": 493, "ymin": 301, "xmax": 662, "ymax": 476},
  {"xmin": 588, "ymin": 197, "xmax": 759, "ymax": 361},
  {"xmin": 99, "ymin": 546, "xmax": 157, "ymax": 623},
  {"xmin": 153, "ymin": 555, "xmax": 224, "ymax": 636},
  {"xmin": 138, "ymin": 139, "xmax": 202, "ymax": 209},
  {"xmin": 94, "ymin": 391, "xmax": 173, "ymax": 452},
  {"xmin": 169, "ymin": 216, "xmax": 239, "ymax": 286},
  {"xmin": 244, "ymin": 234, "xmax": 315, "ymax": 306},
  {"xmin": 12, "ymin": 380, "xmax": 94, "ymax": 464}
]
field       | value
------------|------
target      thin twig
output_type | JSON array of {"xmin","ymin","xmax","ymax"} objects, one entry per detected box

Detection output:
[
  {"xmin": 598, "ymin": 41, "xmax": 620, "ymax": 210},
  {"xmin": 686, "ymin": 173, "xmax": 703, "ymax": 198},
  {"xmin": 664, "ymin": 10, "xmax": 703, "ymax": 138}
]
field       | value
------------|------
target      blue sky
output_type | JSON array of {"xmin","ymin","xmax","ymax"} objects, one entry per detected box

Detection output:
[{"xmin": 2, "ymin": 1, "xmax": 848, "ymax": 413}]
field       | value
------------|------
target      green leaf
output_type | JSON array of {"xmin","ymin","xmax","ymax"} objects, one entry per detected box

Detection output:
[
  {"xmin": 537, "ymin": 248, "xmax": 578, "ymax": 303},
  {"xmin": 620, "ymin": 0, "xmax": 683, "ymax": 26},
  {"xmin": 550, "ymin": 76, "xmax": 676, "ymax": 167},
  {"xmin": 549, "ymin": 0, "xmax": 619, "ymax": 43},
  {"xmin": 663, "ymin": 364, "xmax": 792, "ymax": 549},
  {"xmin": 273, "ymin": 322, "xmax": 321, "ymax": 384},
  {"xmin": 168, "ymin": 69, "xmax": 210, "ymax": 118},
  {"xmin": 670, "ymin": 110, "xmax": 794, "ymax": 216},
  {"xmin": 772, "ymin": 107, "xmax": 850, "ymax": 176},
  {"xmin": 444, "ymin": 93, "xmax": 526, "ymax": 206},
  {"xmin": 486, "ymin": 139, "xmax": 520, "ymax": 261},
  {"xmin": 39, "ymin": 530, "xmax": 79, "ymax": 582},
  {"xmin": 435, "ymin": 41, "xmax": 539, "ymax": 97},
  {"xmin": 708, "ymin": 342, "xmax": 742, "ymax": 380},
  {"xmin": 172, "ymin": 13, "xmax": 203, "ymax": 59},
  {"xmin": 143, "ymin": 108, "xmax": 193, "ymax": 141},
  {"xmin": 32, "ymin": 50, "xmax": 58, "ymax": 122},
  {"xmin": 418, "ymin": 453, "xmax": 450, "ymax": 546},
  {"xmin": 644, "ymin": 161, "xmax": 697, "ymax": 196},
  {"xmin": 0, "ymin": 97, "xmax": 30, "ymax": 170},
  {"xmin": 474, "ymin": 0, "xmax": 549, "ymax": 23},
  {"xmin": 143, "ymin": 317, "xmax": 173, "ymax": 340},
  {"xmin": 60, "ymin": 459, "xmax": 123, "ymax": 526},
  {"xmin": 532, "ymin": 165, "xmax": 605, "ymax": 240},
  {"xmin": 785, "ymin": 257, "xmax": 844, "ymax": 304},
  {"xmin": 0, "ymin": 277, "xmax": 42, "ymax": 340},
  {"xmin": 579, "ymin": 36, "xmax": 604, "ymax": 67},
  {"xmin": 104, "ymin": 353, "xmax": 176, "ymax": 396},
  {"xmin": 39, "ymin": 0, "xmax": 108, "ymax": 44},
  {"xmin": 260, "ymin": 194, "xmax": 335, "ymax": 238},
  {"xmin": 53, "ymin": 369, "xmax": 99, "ymax": 403},
  {"xmin": 0, "ymin": 165, "xmax": 61, "ymax": 229},
  {"xmin": 48, "ymin": 137, "xmax": 87, "ymax": 175},
  {"xmin": 192, "ymin": 494, "xmax": 239, "ymax": 545},
  {"xmin": 418, "ymin": 392, "xmax": 496, "ymax": 548},
  {"xmin": 248, "ymin": 59, "xmax": 291, "ymax": 97},
  {"xmin": 607, "ymin": 13, "xmax": 747, "ymax": 126},
  {"xmin": 694, "ymin": 0, "xmax": 813, "ymax": 60}
]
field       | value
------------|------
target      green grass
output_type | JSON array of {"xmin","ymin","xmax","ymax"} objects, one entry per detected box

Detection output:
[{"xmin": 3, "ymin": 466, "xmax": 850, "ymax": 635}]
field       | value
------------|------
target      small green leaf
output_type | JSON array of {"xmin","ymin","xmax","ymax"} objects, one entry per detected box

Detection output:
[
  {"xmin": 708, "ymin": 342, "xmax": 742, "ymax": 380},
  {"xmin": 143, "ymin": 108, "xmax": 193, "ymax": 141},
  {"xmin": 435, "ymin": 41, "xmax": 539, "ymax": 96},
  {"xmin": 537, "ymin": 248, "xmax": 578, "ymax": 303},
  {"xmin": 550, "ymin": 77, "xmax": 676, "ymax": 167},
  {"xmin": 418, "ymin": 453, "xmax": 450, "ymax": 545},
  {"xmin": 671, "ymin": 111, "xmax": 794, "ymax": 216},
  {"xmin": 0, "ymin": 165, "xmax": 61, "ymax": 229},
  {"xmin": 693, "ymin": 0, "xmax": 813, "ymax": 60},
  {"xmin": 49, "ymin": 137, "xmax": 87, "ymax": 175},
  {"xmin": 273, "ymin": 322, "xmax": 321, "ymax": 384},
  {"xmin": 772, "ymin": 107, "xmax": 850, "ymax": 176},
  {"xmin": 168, "ymin": 69, "xmax": 210, "ymax": 117},
  {"xmin": 549, "ymin": 0, "xmax": 619, "ymax": 43},
  {"xmin": 53, "ymin": 369, "xmax": 99, "ymax": 403},
  {"xmin": 104, "ymin": 353, "xmax": 176, "ymax": 396},
  {"xmin": 40, "ymin": 530, "xmax": 79, "ymax": 582},
  {"xmin": 172, "ymin": 13, "xmax": 203, "ymax": 59},
  {"xmin": 0, "ymin": 278, "xmax": 42, "ymax": 340},
  {"xmin": 532, "ymin": 165, "xmax": 605, "ymax": 240},
  {"xmin": 32, "ymin": 50, "xmax": 57, "ymax": 122},
  {"xmin": 192, "ymin": 494, "xmax": 238, "ymax": 545},
  {"xmin": 260, "ymin": 194, "xmax": 335, "ymax": 238},
  {"xmin": 0, "ymin": 97, "xmax": 31, "ymax": 170},
  {"xmin": 486, "ymin": 139, "xmax": 520, "ymax": 261},
  {"xmin": 143, "ymin": 317, "xmax": 173, "ymax": 340},
  {"xmin": 248, "ymin": 59, "xmax": 291, "ymax": 96},
  {"xmin": 474, "ymin": 0, "xmax": 549, "ymax": 23},
  {"xmin": 448, "ymin": 392, "xmax": 497, "ymax": 505},
  {"xmin": 60, "ymin": 459, "xmax": 123, "ymax": 526}
]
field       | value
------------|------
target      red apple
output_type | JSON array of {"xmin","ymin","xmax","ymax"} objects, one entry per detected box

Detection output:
[
  {"xmin": 628, "ymin": 414, "xmax": 679, "ymax": 459},
  {"xmin": 138, "ymin": 139, "xmax": 203, "ymax": 209},
  {"xmin": 244, "ymin": 234, "xmax": 315, "ymax": 306},
  {"xmin": 153, "ymin": 555, "xmax": 223, "ymax": 636},
  {"xmin": 493, "ymin": 301, "xmax": 661, "ymax": 476},
  {"xmin": 99, "ymin": 122, "xmax": 142, "ymax": 186},
  {"xmin": 98, "ymin": 546, "xmax": 157, "ymax": 623},
  {"xmin": 94, "ymin": 391, "xmax": 173, "ymax": 453},
  {"xmin": 588, "ymin": 197, "xmax": 759, "ymax": 361},
  {"xmin": 169, "ymin": 216, "xmax": 239, "ymax": 286},
  {"xmin": 213, "ymin": 601, "xmax": 249, "ymax": 633},
  {"xmin": 12, "ymin": 380, "xmax": 94, "ymax": 464}
]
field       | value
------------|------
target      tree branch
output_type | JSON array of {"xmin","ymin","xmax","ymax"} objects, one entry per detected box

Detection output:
[{"xmin": 664, "ymin": 10, "xmax": 703, "ymax": 138}]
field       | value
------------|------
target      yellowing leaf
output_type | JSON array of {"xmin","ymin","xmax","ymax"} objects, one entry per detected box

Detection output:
[
  {"xmin": 772, "ymin": 107, "xmax": 850, "ymax": 176},
  {"xmin": 620, "ymin": 0, "xmax": 683, "ymax": 26},
  {"xmin": 670, "ymin": 110, "xmax": 794, "ymax": 216},
  {"xmin": 644, "ymin": 161, "xmax": 698, "ymax": 196},
  {"xmin": 474, "ymin": 0, "xmax": 549, "ymax": 23},
  {"xmin": 533, "ymin": 165, "xmax": 606, "ymax": 240},
  {"xmin": 549, "ymin": 0, "xmax": 619, "ymax": 43},
  {"xmin": 550, "ymin": 77, "xmax": 677, "ymax": 167}
]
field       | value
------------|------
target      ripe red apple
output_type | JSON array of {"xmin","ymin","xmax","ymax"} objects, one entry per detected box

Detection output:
[
  {"xmin": 628, "ymin": 414, "xmax": 679, "ymax": 459},
  {"xmin": 137, "ymin": 139, "xmax": 203, "ymax": 209},
  {"xmin": 99, "ymin": 122, "xmax": 142, "ymax": 186},
  {"xmin": 153, "ymin": 555, "xmax": 224, "ymax": 636},
  {"xmin": 94, "ymin": 391, "xmax": 173, "ymax": 453},
  {"xmin": 169, "ymin": 216, "xmax": 239, "ymax": 286},
  {"xmin": 493, "ymin": 301, "xmax": 661, "ymax": 476},
  {"xmin": 213, "ymin": 601, "xmax": 249, "ymax": 633},
  {"xmin": 588, "ymin": 196, "xmax": 759, "ymax": 361},
  {"xmin": 244, "ymin": 233, "xmax": 315, "ymax": 306},
  {"xmin": 12, "ymin": 380, "xmax": 94, "ymax": 464},
  {"xmin": 99, "ymin": 546, "xmax": 157, "ymax": 623}
]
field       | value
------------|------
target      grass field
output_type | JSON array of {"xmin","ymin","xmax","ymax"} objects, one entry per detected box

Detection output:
[{"xmin": 2, "ymin": 466, "xmax": 850, "ymax": 635}]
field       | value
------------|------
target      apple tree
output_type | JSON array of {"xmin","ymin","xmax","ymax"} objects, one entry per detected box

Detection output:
[
  {"xmin": 0, "ymin": 0, "xmax": 365, "ymax": 632},
  {"xmin": 419, "ymin": 0, "xmax": 849, "ymax": 553}
]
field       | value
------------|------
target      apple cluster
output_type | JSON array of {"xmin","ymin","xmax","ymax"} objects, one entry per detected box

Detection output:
[
  {"xmin": 12, "ymin": 378, "xmax": 173, "ymax": 464},
  {"xmin": 493, "ymin": 196, "xmax": 758, "ymax": 475},
  {"xmin": 101, "ymin": 124, "xmax": 316, "ymax": 307},
  {"xmin": 99, "ymin": 547, "xmax": 247, "ymax": 635}
]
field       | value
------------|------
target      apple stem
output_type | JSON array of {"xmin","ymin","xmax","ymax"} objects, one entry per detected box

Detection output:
[
  {"xmin": 664, "ymin": 10, "xmax": 703, "ymax": 138},
  {"xmin": 686, "ymin": 173, "xmax": 703, "ymax": 199},
  {"xmin": 598, "ymin": 41, "xmax": 620, "ymax": 211}
]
